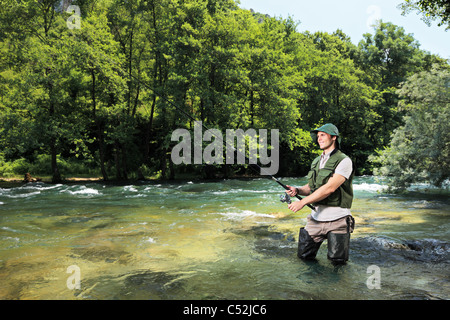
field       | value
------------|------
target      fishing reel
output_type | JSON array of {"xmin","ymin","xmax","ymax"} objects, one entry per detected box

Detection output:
[{"xmin": 280, "ymin": 193, "xmax": 292, "ymax": 204}]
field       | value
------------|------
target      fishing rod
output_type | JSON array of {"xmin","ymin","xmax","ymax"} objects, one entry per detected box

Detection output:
[{"xmin": 111, "ymin": 64, "xmax": 315, "ymax": 211}]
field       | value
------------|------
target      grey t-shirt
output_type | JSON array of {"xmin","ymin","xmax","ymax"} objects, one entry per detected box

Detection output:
[{"xmin": 310, "ymin": 152, "xmax": 353, "ymax": 222}]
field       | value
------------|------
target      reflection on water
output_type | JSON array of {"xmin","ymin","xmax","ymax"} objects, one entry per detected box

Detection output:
[{"xmin": 0, "ymin": 177, "xmax": 449, "ymax": 300}]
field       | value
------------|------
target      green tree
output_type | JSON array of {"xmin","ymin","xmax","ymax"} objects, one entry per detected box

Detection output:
[
  {"xmin": 299, "ymin": 30, "xmax": 381, "ymax": 174},
  {"xmin": 2, "ymin": 1, "xmax": 448, "ymax": 181},
  {"xmin": 371, "ymin": 65, "xmax": 450, "ymax": 189},
  {"xmin": 398, "ymin": 0, "xmax": 450, "ymax": 30},
  {"xmin": 72, "ymin": 12, "xmax": 127, "ymax": 180},
  {"xmin": 354, "ymin": 21, "xmax": 442, "ymax": 152},
  {"xmin": 0, "ymin": 0, "xmax": 78, "ymax": 182}
]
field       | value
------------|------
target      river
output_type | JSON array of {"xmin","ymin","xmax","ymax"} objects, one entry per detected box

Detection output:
[{"xmin": 0, "ymin": 176, "xmax": 448, "ymax": 300}]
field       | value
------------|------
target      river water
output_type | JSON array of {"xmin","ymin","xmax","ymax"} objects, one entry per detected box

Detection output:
[{"xmin": 0, "ymin": 176, "xmax": 448, "ymax": 300}]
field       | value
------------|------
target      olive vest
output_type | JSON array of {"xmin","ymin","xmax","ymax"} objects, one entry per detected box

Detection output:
[{"xmin": 307, "ymin": 149, "xmax": 354, "ymax": 208}]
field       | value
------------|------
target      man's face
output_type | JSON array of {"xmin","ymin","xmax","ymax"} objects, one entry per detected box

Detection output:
[{"xmin": 317, "ymin": 131, "xmax": 336, "ymax": 151}]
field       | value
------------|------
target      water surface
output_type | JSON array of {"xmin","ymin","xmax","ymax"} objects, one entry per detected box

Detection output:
[{"xmin": 0, "ymin": 177, "xmax": 448, "ymax": 299}]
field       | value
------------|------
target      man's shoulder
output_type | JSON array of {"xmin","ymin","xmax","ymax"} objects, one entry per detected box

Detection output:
[
  {"xmin": 333, "ymin": 150, "xmax": 351, "ymax": 160},
  {"xmin": 335, "ymin": 156, "xmax": 353, "ymax": 179},
  {"xmin": 338, "ymin": 157, "xmax": 353, "ymax": 167}
]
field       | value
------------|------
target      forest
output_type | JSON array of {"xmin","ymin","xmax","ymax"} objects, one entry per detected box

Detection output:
[{"xmin": 0, "ymin": 0, "xmax": 449, "ymax": 188}]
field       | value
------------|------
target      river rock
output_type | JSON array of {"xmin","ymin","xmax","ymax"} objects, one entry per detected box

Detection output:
[{"xmin": 23, "ymin": 173, "xmax": 42, "ymax": 183}]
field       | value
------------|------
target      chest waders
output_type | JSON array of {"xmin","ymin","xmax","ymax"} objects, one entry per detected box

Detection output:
[
  {"xmin": 326, "ymin": 216, "xmax": 355, "ymax": 265},
  {"xmin": 297, "ymin": 227, "xmax": 322, "ymax": 261},
  {"xmin": 297, "ymin": 149, "xmax": 355, "ymax": 265},
  {"xmin": 297, "ymin": 216, "xmax": 355, "ymax": 265}
]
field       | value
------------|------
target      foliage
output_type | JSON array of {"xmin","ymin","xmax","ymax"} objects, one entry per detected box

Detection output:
[
  {"xmin": 0, "ymin": 0, "xmax": 448, "ymax": 181},
  {"xmin": 370, "ymin": 65, "xmax": 450, "ymax": 189},
  {"xmin": 398, "ymin": 0, "xmax": 450, "ymax": 30}
]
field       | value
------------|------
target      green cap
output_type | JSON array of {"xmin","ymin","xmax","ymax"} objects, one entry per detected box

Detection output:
[{"xmin": 310, "ymin": 123, "xmax": 341, "ymax": 147}]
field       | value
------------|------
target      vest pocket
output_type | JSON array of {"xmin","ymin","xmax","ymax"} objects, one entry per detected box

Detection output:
[{"xmin": 315, "ymin": 167, "xmax": 334, "ymax": 186}]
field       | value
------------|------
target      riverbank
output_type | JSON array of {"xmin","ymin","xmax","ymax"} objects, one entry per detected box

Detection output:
[
  {"xmin": 0, "ymin": 172, "xmax": 264, "ymax": 186},
  {"xmin": 0, "ymin": 176, "xmax": 102, "ymax": 187},
  {"xmin": 0, "ymin": 176, "xmax": 103, "ymax": 183}
]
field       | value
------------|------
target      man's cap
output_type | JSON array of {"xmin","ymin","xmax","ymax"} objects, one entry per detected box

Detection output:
[{"xmin": 310, "ymin": 123, "xmax": 341, "ymax": 147}]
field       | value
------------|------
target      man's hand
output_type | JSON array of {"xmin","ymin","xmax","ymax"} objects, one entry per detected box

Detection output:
[
  {"xmin": 286, "ymin": 174, "xmax": 347, "ymax": 213},
  {"xmin": 288, "ymin": 200, "xmax": 305, "ymax": 212},
  {"xmin": 286, "ymin": 184, "xmax": 311, "ymax": 197},
  {"xmin": 285, "ymin": 185, "xmax": 297, "ymax": 197}
]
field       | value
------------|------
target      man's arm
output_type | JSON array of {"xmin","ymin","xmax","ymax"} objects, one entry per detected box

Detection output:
[
  {"xmin": 296, "ymin": 184, "xmax": 311, "ymax": 196},
  {"xmin": 286, "ymin": 184, "xmax": 310, "ymax": 196},
  {"xmin": 288, "ymin": 173, "xmax": 346, "ymax": 212},
  {"xmin": 297, "ymin": 184, "xmax": 311, "ymax": 196}
]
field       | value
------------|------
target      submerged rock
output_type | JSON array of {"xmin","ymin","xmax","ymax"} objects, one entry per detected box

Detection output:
[
  {"xmin": 121, "ymin": 270, "xmax": 187, "ymax": 299},
  {"xmin": 70, "ymin": 245, "xmax": 131, "ymax": 263},
  {"xmin": 228, "ymin": 225, "xmax": 295, "ymax": 241},
  {"xmin": 351, "ymin": 236, "xmax": 450, "ymax": 263},
  {"xmin": 403, "ymin": 239, "xmax": 450, "ymax": 263},
  {"xmin": 227, "ymin": 225, "xmax": 296, "ymax": 257}
]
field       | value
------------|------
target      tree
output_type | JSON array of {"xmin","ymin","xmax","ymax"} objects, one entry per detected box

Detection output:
[
  {"xmin": 299, "ymin": 30, "xmax": 381, "ymax": 174},
  {"xmin": 398, "ymin": 0, "xmax": 450, "ymax": 30},
  {"xmin": 0, "ymin": 0, "xmax": 76, "ymax": 183},
  {"xmin": 72, "ymin": 12, "xmax": 127, "ymax": 180},
  {"xmin": 1, "ymin": 1, "xmax": 448, "ymax": 181},
  {"xmin": 354, "ymin": 21, "xmax": 441, "ymax": 151},
  {"xmin": 371, "ymin": 65, "xmax": 450, "ymax": 189}
]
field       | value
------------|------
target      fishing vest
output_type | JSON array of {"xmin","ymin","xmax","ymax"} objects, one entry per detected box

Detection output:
[{"xmin": 307, "ymin": 149, "xmax": 354, "ymax": 208}]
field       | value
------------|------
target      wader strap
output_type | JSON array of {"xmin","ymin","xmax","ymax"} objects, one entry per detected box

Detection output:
[{"xmin": 346, "ymin": 216, "xmax": 355, "ymax": 233}]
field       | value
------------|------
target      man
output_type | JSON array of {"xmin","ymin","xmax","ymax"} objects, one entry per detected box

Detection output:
[{"xmin": 286, "ymin": 123, "xmax": 355, "ymax": 265}]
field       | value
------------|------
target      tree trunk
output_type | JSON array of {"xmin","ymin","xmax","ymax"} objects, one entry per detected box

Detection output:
[
  {"xmin": 47, "ymin": 72, "xmax": 62, "ymax": 184},
  {"xmin": 250, "ymin": 89, "xmax": 254, "ymax": 127},
  {"xmin": 50, "ymin": 138, "xmax": 62, "ymax": 183},
  {"xmin": 97, "ymin": 129, "xmax": 108, "ymax": 181},
  {"xmin": 91, "ymin": 69, "xmax": 109, "ymax": 181},
  {"xmin": 121, "ymin": 144, "xmax": 128, "ymax": 180},
  {"xmin": 114, "ymin": 142, "xmax": 122, "ymax": 180}
]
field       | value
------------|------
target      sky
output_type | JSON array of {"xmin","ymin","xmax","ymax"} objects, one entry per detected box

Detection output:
[{"xmin": 238, "ymin": 0, "xmax": 449, "ymax": 59}]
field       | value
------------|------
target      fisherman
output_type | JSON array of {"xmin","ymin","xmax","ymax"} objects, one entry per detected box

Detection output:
[{"xmin": 286, "ymin": 123, "xmax": 355, "ymax": 265}]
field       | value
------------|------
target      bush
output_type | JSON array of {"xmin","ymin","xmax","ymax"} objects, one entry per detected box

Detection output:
[{"xmin": 0, "ymin": 153, "xmax": 99, "ymax": 178}]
